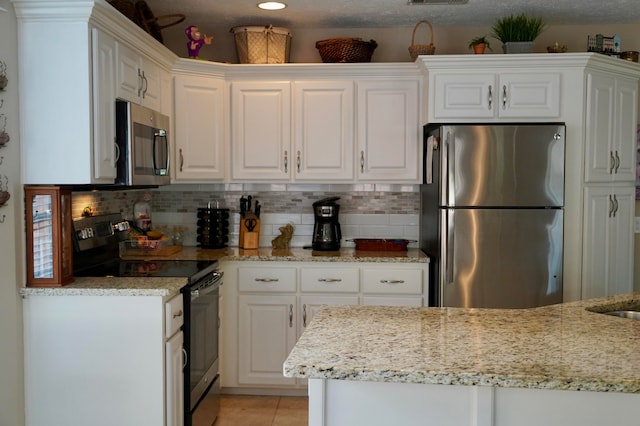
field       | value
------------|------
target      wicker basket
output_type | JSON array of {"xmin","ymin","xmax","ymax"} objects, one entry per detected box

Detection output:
[
  {"xmin": 408, "ymin": 20, "xmax": 436, "ymax": 60},
  {"xmin": 315, "ymin": 38, "xmax": 377, "ymax": 63},
  {"xmin": 231, "ymin": 26, "xmax": 292, "ymax": 64}
]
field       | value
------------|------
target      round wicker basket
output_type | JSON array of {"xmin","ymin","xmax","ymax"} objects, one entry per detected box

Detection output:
[
  {"xmin": 408, "ymin": 20, "xmax": 436, "ymax": 60},
  {"xmin": 315, "ymin": 38, "xmax": 378, "ymax": 63}
]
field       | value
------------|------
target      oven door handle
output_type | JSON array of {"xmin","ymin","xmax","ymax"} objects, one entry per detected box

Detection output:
[{"xmin": 191, "ymin": 273, "xmax": 223, "ymax": 300}]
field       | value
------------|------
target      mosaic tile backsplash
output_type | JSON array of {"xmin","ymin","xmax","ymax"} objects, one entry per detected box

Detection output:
[{"xmin": 72, "ymin": 186, "xmax": 420, "ymax": 248}]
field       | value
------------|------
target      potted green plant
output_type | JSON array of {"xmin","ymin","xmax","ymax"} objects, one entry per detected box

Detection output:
[
  {"xmin": 468, "ymin": 35, "xmax": 492, "ymax": 54},
  {"xmin": 491, "ymin": 13, "xmax": 546, "ymax": 53}
]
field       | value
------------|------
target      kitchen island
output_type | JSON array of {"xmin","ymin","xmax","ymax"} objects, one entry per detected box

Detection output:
[{"xmin": 283, "ymin": 293, "xmax": 640, "ymax": 426}]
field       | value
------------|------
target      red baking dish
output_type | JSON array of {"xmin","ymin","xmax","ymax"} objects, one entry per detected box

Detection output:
[{"xmin": 350, "ymin": 238, "xmax": 414, "ymax": 251}]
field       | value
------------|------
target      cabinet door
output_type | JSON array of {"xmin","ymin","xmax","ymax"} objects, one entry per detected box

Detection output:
[
  {"xmin": 584, "ymin": 72, "xmax": 637, "ymax": 183},
  {"xmin": 115, "ymin": 41, "xmax": 141, "ymax": 103},
  {"xmin": 174, "ymin": 75, "xmax": 225, "ymax": 181},
  {"xmin": 498, "ymin": 73, "xmax": 561, "ymax": 118},
  {"xmin": 611, "ymin": 77, "xmax": 638, "ymax": 182},
  {"xmin": 165, "ymin": 331, "xmax": 184, "ymax": 426},
  {"xmin": 432, "ymin": 73, "xmax": 496, "ymax": 120},
  {"xmin": 584, "ymin": 72, "xmax": 616, "ymax": 183},
  {"xmin": 91, "ymin": 28, "xmax": 117, "ymax": 182},
  {"xmin": 357, "ymin": 80, "xmax": 420, "ymax": 182},
  {"xmin": 139, "ymin": 56, "xmax": 162, "ymax": 111},
  {"xmin": 231, "ymin": 81, "xmax": 291, "ymax": 181},
  {"xmin": 299, "ymin": 295, "xmax": 359, "ymax": 334},
  {"xmin": 238, "ymin": 295, "xmax": 297, "ymax": 386},
  {"xmin": 293, "ymin": 81, "xmax": 354, "ymax": 181},
  {"xmin": 582, "ymin": 186, "xmax": 634, "ymax": 299}
]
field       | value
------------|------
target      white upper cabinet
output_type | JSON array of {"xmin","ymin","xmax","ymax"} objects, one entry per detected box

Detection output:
[
  {"xmin": 13, "ymin": 0, "xmax": 175, "ymax": 185},
  {"xmin": 584, "ymin": 71, "xmax": 638, "ymax": 183},
  {"xmin": 116, "ymin": 41, "xmax": 163, "ymax": 111},
  {"xmin": 173, "ymin": 74, "xmax": 226, "ymax": 182},
  {"xmin": 356, "ymin": 79, "xmax": 421, "ymax": 182},
  {"xmin": 430, "ymin": 71, "xmax": 561, "ymax": 121},
  {"xmin": 293, "ymin": 81, "xmax": 355, "ymax": 181},
  {"xmin": 231, "ymin": 81, "xmax": 292, "ymax": 181}
]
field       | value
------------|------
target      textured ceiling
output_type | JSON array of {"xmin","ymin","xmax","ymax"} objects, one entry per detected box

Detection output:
[{"xmin": 143, "ymin": 0, "xmax": 640, "ymax": 30}]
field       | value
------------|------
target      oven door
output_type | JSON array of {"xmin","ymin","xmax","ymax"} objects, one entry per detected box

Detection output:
[{"xmin": 184, "ymin": 271, "xmax": 222, "ymax": 426}]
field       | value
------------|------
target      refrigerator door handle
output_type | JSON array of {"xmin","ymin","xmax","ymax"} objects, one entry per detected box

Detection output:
[
  {"xmin": 445, "ymin": 209, "xmax": 455, "ymax": 287},
  {"xmin": 445, "ymin": 130, "xmax": 455, "ymax": 206}
]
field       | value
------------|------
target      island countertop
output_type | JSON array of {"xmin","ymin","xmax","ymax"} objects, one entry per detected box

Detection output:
[{"xmin": 283, "ymin": 292, "xmax": 640, "ymax": 393}]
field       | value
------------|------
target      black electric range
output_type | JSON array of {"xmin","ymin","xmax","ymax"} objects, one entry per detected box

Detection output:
[{"xmin": 72, "ymin": 213, "xmax": 217, "ymax": 282}]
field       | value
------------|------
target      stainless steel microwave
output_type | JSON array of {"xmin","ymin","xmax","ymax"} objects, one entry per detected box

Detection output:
[{"xmin": 115, "ymin": 100, "xmax": 171, "ymax": 186}]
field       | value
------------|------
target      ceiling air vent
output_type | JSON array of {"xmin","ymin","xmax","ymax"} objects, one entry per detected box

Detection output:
[{"xmin": 408, "ymin": 0, "xmax": 468, "ymax": 4}]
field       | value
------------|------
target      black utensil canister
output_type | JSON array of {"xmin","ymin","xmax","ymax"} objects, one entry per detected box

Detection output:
[{"xmin": 196, "ymin": 208, "xmax": 230, "ymax": 248}]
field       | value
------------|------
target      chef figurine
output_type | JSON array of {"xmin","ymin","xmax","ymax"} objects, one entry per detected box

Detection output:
[{"xmin": 185, "ymin": 25, "xmax": 213, "ymax": 59}]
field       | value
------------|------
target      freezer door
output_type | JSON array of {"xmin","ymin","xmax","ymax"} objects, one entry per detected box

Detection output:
[
  {"xmin": 441, "ymin": 124, "xmax": 565, "ymax": 207},
  {"xmin": 440, "ymin": 208, "xmax": 563, "ymax": 308}
]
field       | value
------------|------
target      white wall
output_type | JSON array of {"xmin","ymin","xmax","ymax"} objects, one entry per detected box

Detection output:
[
  {"xmin": 0, "ymin": 2, "xmax": 24, "ymax": 426},
  {"xmin": 159, "ymin": 22, "xmax": 640, "ymax": 63}
]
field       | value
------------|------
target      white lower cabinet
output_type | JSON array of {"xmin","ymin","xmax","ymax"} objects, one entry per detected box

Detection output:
[
  {"xmin": 238, "ymin": 294, "xmax": 298, "ymax": 386},
  {"xmin": 23, "ymin": 293, "xmax": 184, "ymax": 426},
  {"xmin": 221, "ymin": 260, "xmax": 428, "ymax": 392},
  {"xmin": 581, "ymin": 185, "xmax": 635, "ymax": 299}
]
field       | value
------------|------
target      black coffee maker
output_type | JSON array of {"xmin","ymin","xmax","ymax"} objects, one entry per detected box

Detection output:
[{"xmin": 312, "ymin": 197, "xmax": 342, "ymax": 251}]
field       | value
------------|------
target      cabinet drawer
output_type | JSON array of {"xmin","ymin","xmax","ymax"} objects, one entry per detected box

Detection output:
[
  {"xmin": 165, "ymin": 294, "xmax": 184, "ymax": 338},
  {"xmin": 362, "ymin": 268, "xmax": 423, "ymax": 295},
  {"xmin": 239, "ymin": 267, "xmax": 297, "ymax": 292},
  {"xmin": 300, "ymin": 267, "xmax": 359, "ymax": 293}
]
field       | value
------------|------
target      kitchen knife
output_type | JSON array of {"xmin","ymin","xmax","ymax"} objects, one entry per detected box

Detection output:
[
  {"xmin": 240, "ymin": 196, "xmax": 247, "ymax": 218},
  {"xmin": 255, "ymin": 201, "xmax": 261, "ymax": 218},
  {"xmin": 247, "ymin": 195, "xmax": 252, "ymax": 213}
]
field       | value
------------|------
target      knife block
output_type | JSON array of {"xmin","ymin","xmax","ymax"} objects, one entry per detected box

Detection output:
[{"xmin": 240, "ymin": 213, "xmax": 260, "ymax": 249}]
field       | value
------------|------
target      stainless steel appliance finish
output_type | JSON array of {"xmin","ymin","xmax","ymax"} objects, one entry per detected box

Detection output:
[
  {"xmin": 421, "ymin": 124, "xmax": 565, "ymax": 308},
  {"xmin": 115, "ymin": 100, "xmax": 171, "ymax": 186},
  {"xmin": 312, "ymin": 196, "xmax": 342, "ymax": 251},
  {"xmin": 183, "ymin": 268, "xmax": 223, "ymax": 426}
]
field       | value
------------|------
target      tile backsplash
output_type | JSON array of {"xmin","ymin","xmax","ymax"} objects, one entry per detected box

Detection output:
[{"xmin": 72, "ymin": 184, "xmax": 420, "ymax": 248}]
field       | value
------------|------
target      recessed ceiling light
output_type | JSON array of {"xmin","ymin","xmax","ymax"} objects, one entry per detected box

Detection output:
[{"xmin": 258, "ymin": 2, "xmax": 287, "ymax": 10}]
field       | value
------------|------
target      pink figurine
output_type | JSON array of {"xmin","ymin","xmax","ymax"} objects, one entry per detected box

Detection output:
[{"xmin": 185, "ymin": 25, "xmax": 213, "ymax": 59}]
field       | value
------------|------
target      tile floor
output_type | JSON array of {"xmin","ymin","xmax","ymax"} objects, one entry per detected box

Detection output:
[{"xmin": 214, "ymin": 395, "xmax": 308, "ymax": 426}]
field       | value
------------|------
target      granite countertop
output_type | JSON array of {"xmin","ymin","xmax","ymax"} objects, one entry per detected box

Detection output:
[
  {"xmin": 21, "ymin": 246, "xmax": 427, "ymax": 297},
  {"xmin": 127, "ymin": 246, "xmax": 429, "ymax": 263},
  {"xmin": 283, "ymin": 292, "xmax": 640, "ymax": 393},
  {"xmin": 20, "ymin": 276, "xmax": 188, "ymax": 297}
]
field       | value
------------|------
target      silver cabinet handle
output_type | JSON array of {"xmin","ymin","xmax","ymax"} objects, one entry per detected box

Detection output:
[
  {"xmin": 297, "ymin": 150, "xmax": 301, "ymax": 173},
  {"xmin": 284, "ymin": 150, "xmax": 288, "ymax": 173},
  {"xmin": 289, "ymin": 304, "xmax": 293, "ymax": 328},
  {"xmin": 303, "ymin": 304, "xmax": 307, "ymax": 327},
  {"xmin": 254, "ymin": 278, "xmax": 279, "ymax": 282},
  {"xmin": 113, "ymin": 139, "xmax": 120, "ymax": 162},
  {"xmin": 488, "ymin": 85, "xmax": 493, "ymax": 110},
  {"xmin": 142, "ymin": 70, "xmax": 148, "ymax": 98},
  {"xmin": 172, "ymin": 309, "xmax": 183, "ymax": 319},
  {"xmin": 182, "ymin": 348, "xmax": 188, "ymax": 369},
  {"xmin": 608, "ymin": 194, "xmax": 615, "ymax": 218},
  {"xmin": 380, "ymin": 279, "xmax": 405, "ymax": 284},
  {"xmin": 179, "ymin": 148, "xmax": 184, "ymax": 172},
  {"xmin": 502, "ymin": 85, "xmax": 507, "ymax": 109},
  {"xmin": 137, "ymin": 69, "xmax": 144, "ymax": 97},
  {"xmin": 609, "ymin": 151, "xmax": 616, "ymax": 174},
  {"xmin": 360, "ymin": 150, "xmax": 365, "ymax": 173},
  {"xmin": 318, "ymin": 278, "xmax": 342, "ymax": 283},
  {"xmin": 614, "ymin": 150, "xmax": 620, "ymax": 173},
  {"xmin": 613, "ymin": 194, "xmax": 619, "ymax": 217}
]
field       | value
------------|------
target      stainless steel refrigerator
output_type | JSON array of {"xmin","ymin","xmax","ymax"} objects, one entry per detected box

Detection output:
[{"xmin": 420, "ymin": 124, "xmax": 565, "ymax": 308}]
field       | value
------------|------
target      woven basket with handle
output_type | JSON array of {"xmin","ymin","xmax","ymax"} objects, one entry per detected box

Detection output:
[
  {"xmin": 315, "ymin": 38, "xmax": 378, "ymax": 63},
  {"xmin": 408, "ymin": 20, "xmax": 436, "ymax": 60}
]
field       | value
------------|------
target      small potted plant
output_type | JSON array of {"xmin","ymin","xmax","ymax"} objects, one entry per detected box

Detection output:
[
  {"xmin": 468, "ymin": 35, "xmax": 492, "ymax": 54},
  {"xmin": 491, "ymin": 13, "xmax": 545, "ymax": 53}
]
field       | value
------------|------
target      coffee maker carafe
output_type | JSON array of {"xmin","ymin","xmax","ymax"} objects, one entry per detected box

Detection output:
[{"xmin": 312, "ymin": 197, "xmax": 342, "ymax": 251}]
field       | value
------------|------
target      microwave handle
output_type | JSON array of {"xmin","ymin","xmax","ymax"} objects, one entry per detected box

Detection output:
[{"xmin": 153, "ymin": 131, "xmax": 169, "ymax": 174}]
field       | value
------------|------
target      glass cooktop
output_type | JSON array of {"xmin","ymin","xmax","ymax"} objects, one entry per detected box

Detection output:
[{"xmin": 74, "ymin": 259, "xmax": 217, "ymax": 280}]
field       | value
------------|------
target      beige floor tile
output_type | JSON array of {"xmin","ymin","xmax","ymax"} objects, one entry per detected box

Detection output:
[{"xmin": 214, "ymin": 395, "xmax": 308, "ymax": 426}]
